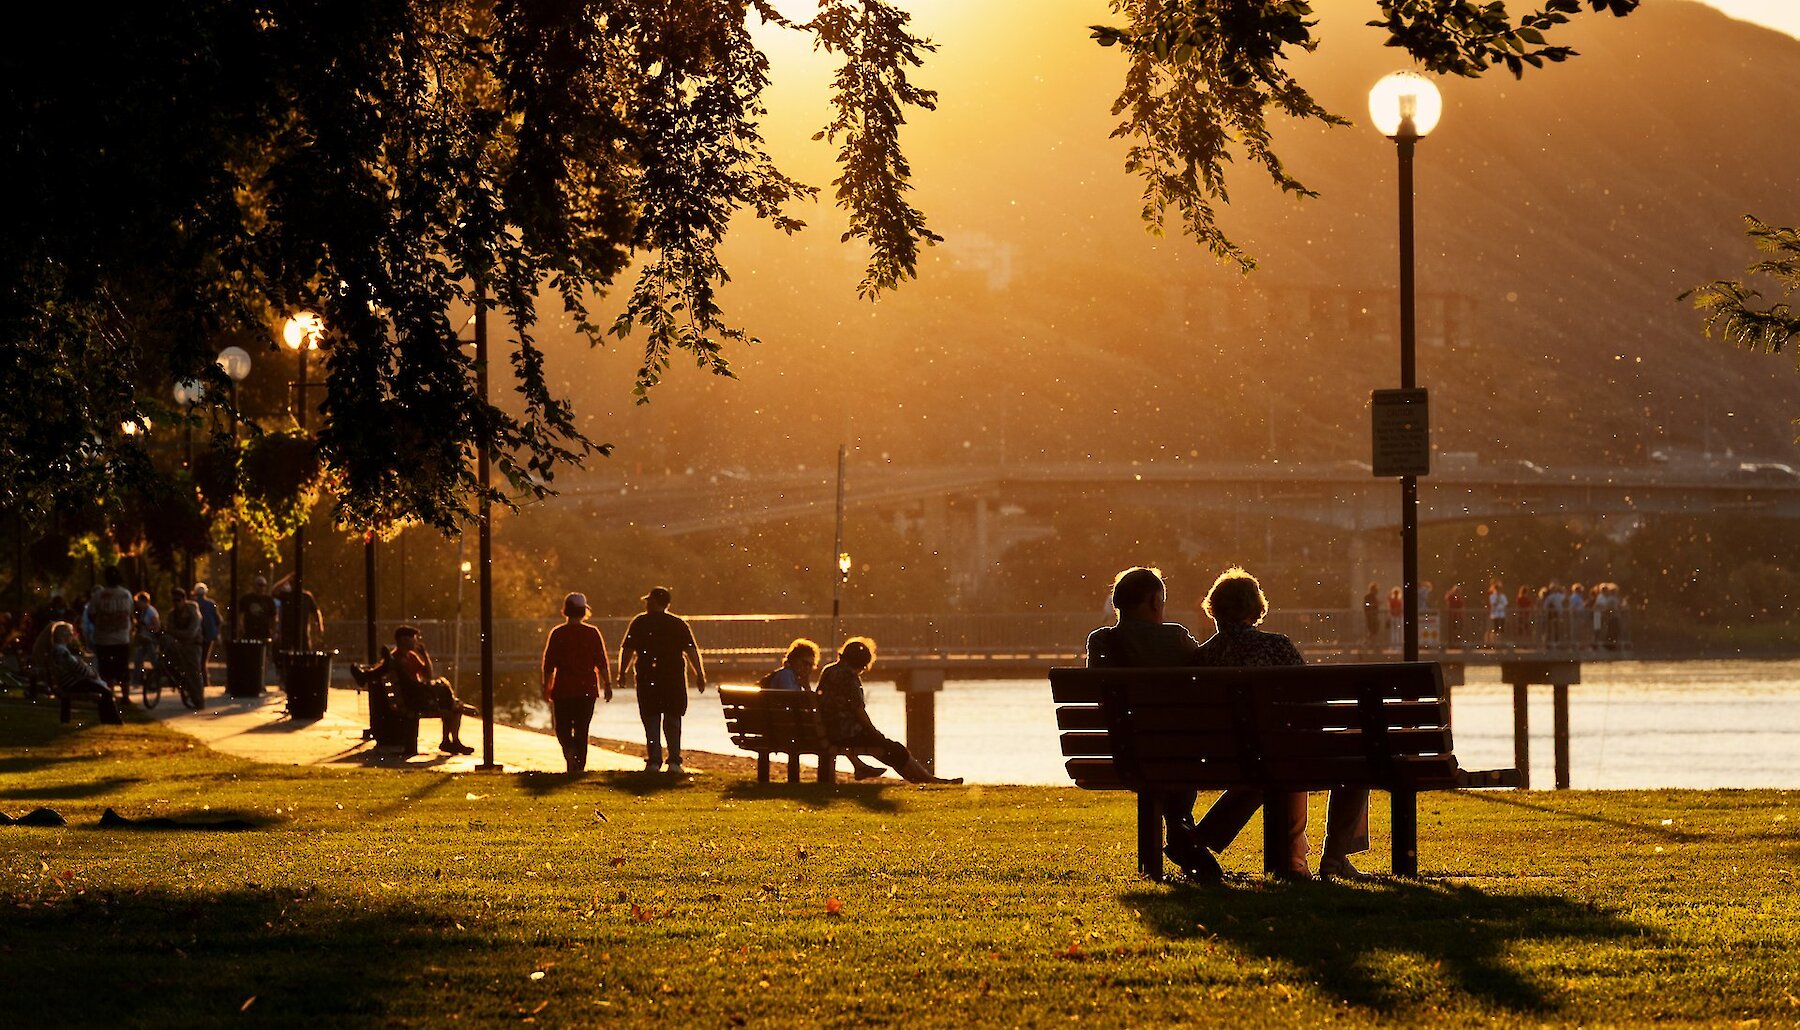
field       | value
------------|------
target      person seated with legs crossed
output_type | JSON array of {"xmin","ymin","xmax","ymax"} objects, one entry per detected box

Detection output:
[{"xmin": 391, "ymin": 626, "xmax": 473, "ymax": 755}]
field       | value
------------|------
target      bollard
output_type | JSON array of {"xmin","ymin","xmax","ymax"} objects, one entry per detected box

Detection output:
[
  {"xmin": 1501, "ymin": 660, "xmax": 1582, "ymax": 792},
  {"xmin": 897, "ymin": 668, "xmax": 945, "ymax": 772}
]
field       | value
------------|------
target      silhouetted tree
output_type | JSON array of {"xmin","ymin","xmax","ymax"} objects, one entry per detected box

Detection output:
[
  {"xmin": 3, "ymin": 0, "xmax": 1638, "ymax": 536},
  {"xmin": 1686, "ymin": 216, "xmax": 1800, "ymax": 400}
]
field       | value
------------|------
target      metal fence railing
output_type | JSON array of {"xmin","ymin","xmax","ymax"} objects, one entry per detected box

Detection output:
[{"xmin": 321, "ymin": 608, "xmax": 1631, "ymax": 672}]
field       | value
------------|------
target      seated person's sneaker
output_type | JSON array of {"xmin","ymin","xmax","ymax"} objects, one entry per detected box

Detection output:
[
  {"xmin": 1318, "ymin": 854, "xmax": 1372, "ymax": 882},
  {"xmin": 1164, "ymin": 838, "xmax": 1222, "ymax": 882}
]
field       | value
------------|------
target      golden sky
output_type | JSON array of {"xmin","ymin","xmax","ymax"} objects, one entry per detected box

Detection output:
[{"xmin": 1696, "ymin": 0, "xmax": 1800, "ymax": 38}]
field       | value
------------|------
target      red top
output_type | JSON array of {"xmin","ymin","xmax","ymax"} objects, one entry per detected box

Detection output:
[{"xmin": 542, "ymin": 622, "xmax": 610, "ymax": 699}]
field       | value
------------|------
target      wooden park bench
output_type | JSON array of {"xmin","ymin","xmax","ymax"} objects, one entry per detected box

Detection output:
[
  {"xmin": 1050, "ymin": 662, "xmax": 1519, "ymax": 880},
  {"xmin": 350, "ymin": 651, "xmax": 471, "ymax": 755},
  {"xmin": 718, "ymin": 686, "xmax": 840, "ymax": 784}
]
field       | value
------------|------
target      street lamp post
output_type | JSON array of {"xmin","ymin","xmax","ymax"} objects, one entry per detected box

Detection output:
[
  {"xmin": 1369, "ymin": 71, "xmax": 1443, "ymax": 665},
  {"xmin": 172, "ymin": 378, "xmax": 206, "ymax": 587},
  {"xmin": 281, "ymin": 311, "xmax": 324, "ymax": 653},
  {"xmin": 215, "ymin": 347, "xmax": 252, "ymax": 682},
  {"xmin": 829, "ymin": 444, "xmax": 848, "ymax": 647}
]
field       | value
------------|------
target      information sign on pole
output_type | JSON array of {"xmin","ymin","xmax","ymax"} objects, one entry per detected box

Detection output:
[{"xmin": 1371, "ymin": 388, "xmax": 1430, "ymax": 477}]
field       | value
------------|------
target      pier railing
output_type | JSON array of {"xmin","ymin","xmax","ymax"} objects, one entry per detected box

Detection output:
[{"xmin": 322, "ymin": 608, "xmax": 1631, "ymax": 674}]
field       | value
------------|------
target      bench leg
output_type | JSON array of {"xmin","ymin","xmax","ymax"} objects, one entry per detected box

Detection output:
[
  {"xmin": 756, "ymin": 752, "xmax": 770, "ymax": 784},
  {"xmin": 1136, "ymin": 793, "xmax": 1165, "ymax": 882},
  {"xmin": 787, "ymin": 753, "xmax": 801, "ymax": 784},
  {"xmin": 60, "ymin": 694, "xmax": 73, "ymax": 724},
  {"xmin": 1390, "ymin": 789, "xmax": 1419, "ymax": 877},
  {"xmin": 818, "ymin": 751, "xmax": 837, "ymax": 785}
]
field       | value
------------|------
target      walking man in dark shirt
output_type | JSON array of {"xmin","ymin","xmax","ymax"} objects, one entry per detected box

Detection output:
[
  {"xmin": 617, "ymin": 586, "xmax": 707, "ymax": 775},
  {"xmin": 1084, "ymin": 567, "xmax": 1217, "ymax": 880},
  {"xmin": 238, "ymin": 576, "xmax": 277, "ymax": 640}
]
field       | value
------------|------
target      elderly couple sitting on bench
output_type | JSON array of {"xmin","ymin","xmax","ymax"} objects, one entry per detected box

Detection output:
[
  {"xmin": 1086, "ymin": 566, "xmax": 1369, "ymax": 883},
  {"xmin": 361, "ymin": 626, "xmax": 474, "ymax": 755}
]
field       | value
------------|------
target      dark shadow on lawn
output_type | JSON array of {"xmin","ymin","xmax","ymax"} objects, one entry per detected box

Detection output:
[
  {"xmin": 92, "ymin": 806, "xmax": 280, "ymax": 831},
  {"xmin": 0, "ymin": 886, "xmax": 489, "ymax": 1027},
  {"xmin": 4, "ymin": 775, "xmax": 145, "ymax": 801},
  {"xmin": 0, "ymin": 698, "xmax": 90, "ymax": 747},
  {"xmin": 1461, "ymin": 791, "xmax": 1704, "ymax": 843},
  {"xmin": 719, "ymin": 780, "xmax": 903, "ymax": 813},
  {"xmin": 366, "ymin": 771, "xmax": 458, "ymax": 819},
  {"xmin": 1124, "ymin": 877, "xmax": 1648, "ymax": 1016},
  {"xmin": 0, "ymin": 752, "xmax": 100, "ymax": 777},
  {"xmin": 589, "ymin": 769, "xmax": 708, "ymax": 797},
  {"xmin": 243, "ymin": 715, "xmax": 325, "ymax": 733}
]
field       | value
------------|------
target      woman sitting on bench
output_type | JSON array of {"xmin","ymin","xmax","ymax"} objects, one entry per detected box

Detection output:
[
  {"xmin": 392, "ymin": 626, "xmax": 474, "ymax": 755},
  {"xmin": 817, "ymin": 637, "xmax": 960, "ymax": 785}
]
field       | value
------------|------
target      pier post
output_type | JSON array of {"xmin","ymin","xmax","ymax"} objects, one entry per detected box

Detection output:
[
  {"xmin": 898, "ymin": 668, "xmax": 945, "ymax": 772},
  {"xmin": 1500, "ymin": 660, "xmax": 1581, "ymax": 791}
]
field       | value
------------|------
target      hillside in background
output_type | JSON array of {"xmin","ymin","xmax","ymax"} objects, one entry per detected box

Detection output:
[{"xmin": 522, "ymin": 0, "xmax": 1799, "ymax": 485}]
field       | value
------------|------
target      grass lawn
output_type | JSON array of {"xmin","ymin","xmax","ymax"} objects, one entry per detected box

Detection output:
[{"xmin": 1, "ymin": 699, "xmax": 1797, "ymax": 1027}]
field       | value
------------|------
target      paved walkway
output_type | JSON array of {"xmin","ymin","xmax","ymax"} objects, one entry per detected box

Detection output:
[{"xmin": 143, "ymin": 686, "xmax": 643, "ymax": 774}]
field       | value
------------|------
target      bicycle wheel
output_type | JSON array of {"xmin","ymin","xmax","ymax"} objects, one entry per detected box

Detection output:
[{"xmin": 140, "ymin": 671, "xmax": 162, "ymax": 710}]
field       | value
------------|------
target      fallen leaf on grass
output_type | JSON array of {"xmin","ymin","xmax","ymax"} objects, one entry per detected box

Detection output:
[
  {"xmin": 465, "ymin": 793, "xmax": 487, "ymax": 801},
  {"xmin": 825, "ymin": 897, "xmax": 843, "ymax": 916},
  {"xmin": 610, "ymin": 857, "xmax": 627, "ymax": 868},
  {"xmin": 531, "ymin": 1001, "xmax": 548, "ymax": 1014},
  {"xmin": 240, "ymin": 996, "xmax": 256, "ymax": 1012},
  {"xmin": 529, "ymin": 971, "xmax": 546, "ymax": 981},
  {"xmin": 1062, "ymin": 943, "xmax": 1084, "ymax": 959},
  {"xmin": 593, "ymin": 810, "xmax": 609, "ymax": 823}
]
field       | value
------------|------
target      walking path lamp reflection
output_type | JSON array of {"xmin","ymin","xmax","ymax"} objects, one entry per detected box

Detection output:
[
  {"xmin": 172, "ymin": 378, "xmax": 207, "ymax": 587},
  {"xmin": 215, "ymin": 346, "xmax": 252, "ymax": 677},
  {"xmin": 281, "ymin": 311, "xmax": 325, "ymax": 652},
  {"xmin": 1369, "ymin": 71, "xmax": 1441, "ymax": 664}
]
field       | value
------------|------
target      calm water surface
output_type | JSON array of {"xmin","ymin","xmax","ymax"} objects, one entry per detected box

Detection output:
[{"xmin": 535, "ymin": 660, "xmax": 1800, "ymax": 789}]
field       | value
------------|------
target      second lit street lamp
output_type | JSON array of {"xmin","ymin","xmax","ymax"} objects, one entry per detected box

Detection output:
[{"xmin": 1368, "ymin": 70, "xmax": 1442, "ymax": 664}]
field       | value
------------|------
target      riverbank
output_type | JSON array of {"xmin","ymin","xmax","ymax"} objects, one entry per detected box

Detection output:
[{"xmin": 2, "ymin": 700, "xmax": 1796, "ymax": 1027}]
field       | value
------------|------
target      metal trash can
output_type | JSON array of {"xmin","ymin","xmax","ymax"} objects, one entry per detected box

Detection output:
[
  {"xmin": 227, "ymin": 639, "xmax": 268, "ymax": 697},
  {"xmin": 281, "ymin": 650, "xmax": 332, "ymax": 719}
]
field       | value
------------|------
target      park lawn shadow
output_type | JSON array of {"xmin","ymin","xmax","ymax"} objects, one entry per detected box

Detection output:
[
  {"xmin": 0, "ymin": 752, "xmax": 101, "ymax": 777},
  {"xmin": 1460, "ymin": 791, "xmax": 1706, "ymax": 844},
  {"xmin": 1123, "ymin": 877, "xmax": 1649, "ymax": 1016},
  {"xmin": 0, "ymin": 886, "xmax": 490, "ymax": 1027},
  {"xmin": 719, "ymin": 780, "xmax": 903, "ymax": 813},
  {"xmin": 590, "ymin": 769, "xmax": 712, "ymax": 797},
  {"xmin": 4, "ymin": 775, "xmax": 146, "ymax": 801},
  {"xmin": 91, "ymin": 806, "xmax": 281, "ymax": 831}
]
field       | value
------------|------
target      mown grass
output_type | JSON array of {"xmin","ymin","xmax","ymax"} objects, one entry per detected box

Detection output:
[{"xmin": 1, "ymin": 698, "xmax": 1797, "ymax": 1028}]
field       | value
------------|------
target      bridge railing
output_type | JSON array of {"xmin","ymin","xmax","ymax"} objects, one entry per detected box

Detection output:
[{"xmin": 322, "ymin": 608, "xmax": 1630, "ymax": 671}]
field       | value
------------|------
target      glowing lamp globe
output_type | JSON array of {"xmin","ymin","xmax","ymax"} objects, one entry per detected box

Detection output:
[
  {"xmin": 1368, "ymin": 71, "xmax": 1442, "ymax": 138},
  {"xmin": 282, "ymin": 311, "xmax": 325, "ymax": 351},
  {"xmin": 216, "ymin": 346, "xmax": 253, "ymax": 382}
]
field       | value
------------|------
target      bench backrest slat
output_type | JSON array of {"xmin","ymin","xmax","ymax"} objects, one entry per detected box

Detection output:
[
  {"xmin": 1051, "ymin": 662, "xmax": 1458, "ymax": 791},
  {"xmin": 718, "ymin": 686, "xmax": 829, "ymax": 752}
]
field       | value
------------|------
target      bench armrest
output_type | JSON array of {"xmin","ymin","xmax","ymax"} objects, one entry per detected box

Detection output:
[{"xmin": 1454, "ymin": 767, "xmax": 1522, "ymax": 789}]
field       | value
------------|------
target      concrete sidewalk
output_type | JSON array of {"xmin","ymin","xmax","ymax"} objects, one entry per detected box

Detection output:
[{"xmin": 142, "ymin": 686, "xmax": 643, "ymax": 774}]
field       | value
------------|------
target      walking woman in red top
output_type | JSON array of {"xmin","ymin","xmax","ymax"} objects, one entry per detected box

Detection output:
[{"xmin": 541, "ymin": 592, "xmax": 613, "ymax": 773}]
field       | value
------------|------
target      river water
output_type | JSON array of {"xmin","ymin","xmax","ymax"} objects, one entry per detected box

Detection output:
[{"xmin": 525, "ymin": 660, "xmax": 1800, "ymax": 789}]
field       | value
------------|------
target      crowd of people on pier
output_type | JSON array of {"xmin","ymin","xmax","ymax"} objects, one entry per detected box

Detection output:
[{"xmin": 1362, "ymin": 579, "xmax": 1629, "ymax": 651}]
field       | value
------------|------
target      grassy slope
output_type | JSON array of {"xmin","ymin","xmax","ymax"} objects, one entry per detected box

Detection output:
[{"xmin": 1, "ymin": 699, "xmax": 1796, "ymax": 1028}]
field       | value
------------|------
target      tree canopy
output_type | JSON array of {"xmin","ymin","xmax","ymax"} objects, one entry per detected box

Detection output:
[
  {"xmin": 2, "ymin": 0, "xmax": 1637, "ymax": 551},
  {"xmin": 1686, "ymin": 217, "xmax": 1800, "ymax": 404}
]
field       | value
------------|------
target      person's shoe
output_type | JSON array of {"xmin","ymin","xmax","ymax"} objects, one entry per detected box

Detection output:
[
  {"xmin": 853, "ymin": 766, "xmax": 886, "ymax": 781},
  {"xmin": 455, "ymin": 742, "xmax": 476, "ymax": 755},
  {"xmin": 665, "ymin": 762, "xmax": 685, "ymax": 776},
  {"xmin": 1271, "ymin": 868, "xmax": 1315, "ymax": 883},
  {"xmin": 1318, "ymin": 854, "xmax": 1373, "ymax": 882},
  {"xmin": 643, "ymin": 759, "xmax": 660, "ymax": 773},
  {"xmin": 1165, "ymin": 840, "xmax": 1223, "ymax": 882}
]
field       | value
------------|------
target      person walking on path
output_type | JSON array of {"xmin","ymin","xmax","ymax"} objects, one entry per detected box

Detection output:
[
  {"xmin": 817, "ymin": 637, "xmax": 960, "ymax": 784},
  {"xmin": 129, "ymin": 591, "xmax": 161, "ymax": 689},
  {"xmin": 165, "ymin": 587, "xmax": 205, "ymax": 693},
  {"xmin": 540, "ymin": 592, "xmax": 613, "ymax": 774},
  {"xmin": 237, "ymin": 575, "xmax": 277, "ymax": 640},
  {"xmin": 1085, "ymin": 566, "xmax": 1211, "ymax": 878},
  {"xmin": 87, "ymin": 566, "xmax": 134, "ymax": 698},
  {"xmin": 1190, "ymin": 567, "xmax": 1372, "ymax": 881},
  {"xmin": 617, "ymin": 586, "xmax": 707, "ymax": 775},
  {"xmin": 193, "ymin": 583, "xmax": 221, "ymax": 687},
  {"xmin": 272, "ymin": 575, "xmax": 323, "ymax": 652}
]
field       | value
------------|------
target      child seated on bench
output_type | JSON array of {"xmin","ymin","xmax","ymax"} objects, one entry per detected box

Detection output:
[{"xmin": 392, "ymin": 626, "xmax": 473, "ymax": 755}]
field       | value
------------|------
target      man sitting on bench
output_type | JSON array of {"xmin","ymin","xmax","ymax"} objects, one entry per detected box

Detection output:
[
  {"xmin": 43, "ymin": 621, "xmax": 124, "ymax": 725},
  {"xmin": 391, "ymin": 626, "xmax": 474, "ymax": 755}
]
